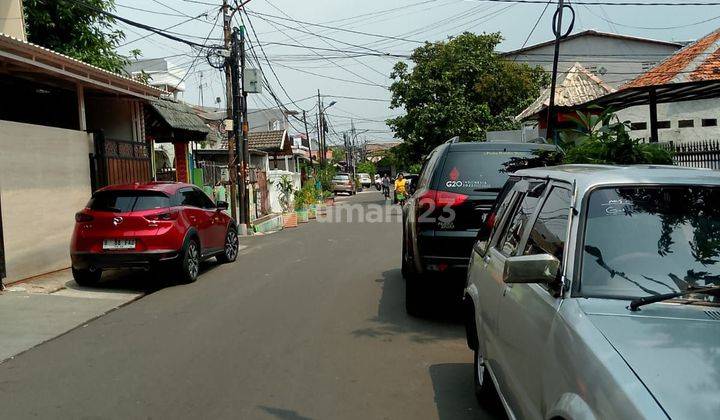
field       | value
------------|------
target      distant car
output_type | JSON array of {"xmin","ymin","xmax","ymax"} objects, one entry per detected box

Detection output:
[
  {"xmin": 465, "ymin": 165, "xmax": 720, "ymax": 419},
  {"xmin": 70, "ymin": 182, "xmax": 238, "ymax": 286},
  {"xmin": 402, "ymin": 140, "xmax": 559, "ymax": 315},
  {"xmin": 358, "ymin": 173, "xmax": 373, "ymax": 188},
  {"xmin": 331, "ymin": 173, "xmax": 356, "ymax": 195}
]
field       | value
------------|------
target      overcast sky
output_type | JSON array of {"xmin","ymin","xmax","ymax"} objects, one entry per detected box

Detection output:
[{"xmin": 116, "ymin": 0, "xmax": 720, "ymax": 145}]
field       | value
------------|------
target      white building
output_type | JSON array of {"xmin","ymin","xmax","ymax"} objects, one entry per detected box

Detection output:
[
  {"xmin": 505, "ymin": 29, "xmax": 720, "ymax": 143},
  {"xmin": 125, "ymin": 58, "xmax": 187, "ymax": 99}
]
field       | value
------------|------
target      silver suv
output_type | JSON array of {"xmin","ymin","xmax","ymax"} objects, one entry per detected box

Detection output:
[{"xmin": 465, "ymin": 164, "xmax": 720, "ymax": 419}]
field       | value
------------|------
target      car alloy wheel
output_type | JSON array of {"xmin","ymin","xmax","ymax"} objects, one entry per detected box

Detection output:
[
  {"xmin": 225, "ymin": 230, "xmax": 238, "ymax": 261},
  {"xmin": 186, "ymin": 241, "xmax": 200, "ymax": 280}
]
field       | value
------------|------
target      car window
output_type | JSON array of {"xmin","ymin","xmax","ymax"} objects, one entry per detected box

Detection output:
[
  {"xmin": 524, "ymin": 187, "xmax": 572, "ymax": 285},
  {"xmin": 417, "ymin": 150, "xmax": 439, "ymax": 190},
  {"xmin": 88, "ymin": 191, "xmax": 170, "ymax": 212},
  {"xmin": 333, "ymin": 175, "xmax": 350, "ymax": 181},
  {"xmin": 435, "ymin": 150, "xmax": 536, "ymax": 194},
  {"xmin": 177, "ymin": 188, "xmax": 213, "ymax": 209},
  {"xmin": 580, "ymin": 186, "xmax": 720, "ymax": 303},
  {"xmin": 194, "ymin": 188, "xmax": 217, "ymax": 209},
  {"xmin": 498, "ymin": 192, "xmax": 541, "ymax": 257}
]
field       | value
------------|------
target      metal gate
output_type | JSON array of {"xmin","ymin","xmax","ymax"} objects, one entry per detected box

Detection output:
[{"xmin": 90, "ymin": 131, "xmax": 153, "ymax": 190}]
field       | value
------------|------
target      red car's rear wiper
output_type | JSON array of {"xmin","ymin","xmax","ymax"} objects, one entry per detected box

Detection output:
[{"xmin": 628, "ymin": 285, "xmax": 720, "ymax": 311}]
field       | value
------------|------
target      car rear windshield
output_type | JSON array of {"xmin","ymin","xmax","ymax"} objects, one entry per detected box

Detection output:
[
  {"xmin": 436, "ymin": 150, "xmax": 534, "ymax": 193},
  {"xmin": 333, "ymin": 175, "xmax": 350, "ymax": 181},
  {"xmin": 88, "ymin": 191, "xmax": 170, "ymax": 212},
  {"xmin": 580, "ymin": 186, "xmax": 720, "ymax": 303}
]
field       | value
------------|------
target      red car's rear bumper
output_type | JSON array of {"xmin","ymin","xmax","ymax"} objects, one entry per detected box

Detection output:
[{"xmin": 71, "ymin": 250, "xmax": 180, "ymax": 271}]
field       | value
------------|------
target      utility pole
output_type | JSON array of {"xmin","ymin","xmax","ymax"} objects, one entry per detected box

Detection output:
[
  {"xmin": 303, "ymin": 110, "xmax": 312, "ymax": 162},
  {"xmin": 230, "ymin": 27, "xmax": 248, "ymax": 233},
  {"xmin": 317, "ymin": 90, "xmax": 325, "ymax": 165},
  {"xmin": 343, "ymin": 132, "xmax": 350, "ymax": 172},
  {"xmin": 222, "ymin": 0, "xmax": 238, "ymax": 222},
  {"xmin": 351, "ymin": 119, "xmax": 357, "ymax": 180},
  {"xmin": 546, "ymin": 0, "xmax": 574, "ymax": 142},
  {"xmin": 239, "ymin": 25, "xmax": 251, "ymax": 230}
]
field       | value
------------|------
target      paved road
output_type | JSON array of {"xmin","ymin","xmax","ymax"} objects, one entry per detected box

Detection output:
[{"xmin": 0, "ymin": 191, "xmax": 505, "ymax": 420}]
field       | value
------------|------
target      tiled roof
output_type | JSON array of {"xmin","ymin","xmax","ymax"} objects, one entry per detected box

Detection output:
[
  {"xmin": 516, "ymin": 63, "xmax": 616, "ymax": 121},
  {"xmin": 624, "ymin": 29, "xmax": 720, "ymax": 88},
  {"xmin": 249, "ymin": 130, "xmax": 287, "ymax": 151},
  {"xmin": 218, "ymin": 130, "xmax": 289, "ymax": 153}
]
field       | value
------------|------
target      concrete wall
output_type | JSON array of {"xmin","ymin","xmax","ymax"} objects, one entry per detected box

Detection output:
[
  {"xmin": 0, "ymin": 120, "xmax": 92, "ymax": 283},
  {"xmin": 618, "ymin": 99, "xmax": 720, "ymax": 143}
]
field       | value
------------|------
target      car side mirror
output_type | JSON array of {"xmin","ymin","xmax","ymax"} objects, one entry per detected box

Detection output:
[
  {"xmin": 503, "ymin": 254, "xmax": 560, "ymax": 284},
  {"xmin": 216, "ymin": 201, "xmax": 229, "ymax": 210}
]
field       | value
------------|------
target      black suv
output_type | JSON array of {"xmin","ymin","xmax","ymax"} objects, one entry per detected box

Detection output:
[{"xmin": 401, "ymin": 140, "xmax": 560, "ymax": 315}]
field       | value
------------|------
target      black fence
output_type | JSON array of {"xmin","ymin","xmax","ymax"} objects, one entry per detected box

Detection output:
[{"xmin": 660, "ymin": 140, "xmax": 720, "ymax": 170}]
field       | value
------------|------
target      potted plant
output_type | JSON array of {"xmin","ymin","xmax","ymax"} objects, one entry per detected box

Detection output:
[
  {"xmin": 323, "ymin": 189, "xmax": 335, "ymax": 207},
  {"xmin": 294, "ymin": 189, "xmax": 309, "ymax": 223},
  {"xmin": 276, "ymin": 175, "xmax": 298, "ymax": 228}
]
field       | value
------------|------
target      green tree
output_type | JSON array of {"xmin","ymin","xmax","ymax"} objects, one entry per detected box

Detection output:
[
  {"xmin": 24, "ymin": 0, "xmax": 139, "ymax": 73},
  {"xmin": 329, "ymin": 146, "xmax": 346, "ymax": 165},
  {"xmin": 356, "ymin": 161, "xmax": 376, "ymax": 175},
  {"xmin": 388, "ymin": 32, "xmax": 548, "ymax": 163}
]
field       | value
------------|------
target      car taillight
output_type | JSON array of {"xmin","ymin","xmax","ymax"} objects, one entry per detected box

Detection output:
[
  {"xmin": 144, "ymin": 210, "xmax": 179, "ymax": 221},
  {"xmin": 75, "ymin": 212, "xmax": 94, "ymax": 222},
  {"xmin": 419, "ymin": 189, "xmax": 469, "ymax": 209}
]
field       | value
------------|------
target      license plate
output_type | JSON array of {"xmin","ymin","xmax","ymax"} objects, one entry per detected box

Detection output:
[{"xmin": 103, "ymin": 239, "xmax": 136, "ymax": 250}]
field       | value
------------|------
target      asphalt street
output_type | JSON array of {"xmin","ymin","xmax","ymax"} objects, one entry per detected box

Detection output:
[{"xmin": 0, "ymin": 191, "xmax": 505, "ymax": 420}]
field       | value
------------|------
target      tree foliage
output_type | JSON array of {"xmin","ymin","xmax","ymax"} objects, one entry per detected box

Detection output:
[
  {"xmin": 560, "ymin": 109, "xmax": 673, "ymax": 165},
  {"xmin": 387, "ymin": 32, "xmax": 548, "ymax": 164},
  {"xmin": 356, "ymin": 161, "xmax": 376, "ymax": 175},
  {"xmin": 24, "ymin": 0, "xmax": 139, "ymax": 73}
]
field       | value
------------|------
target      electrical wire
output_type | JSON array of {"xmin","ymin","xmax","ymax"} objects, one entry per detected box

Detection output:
[{"xmin": 71, "ymin": 0, "xmax": 223, "ymax": 49}]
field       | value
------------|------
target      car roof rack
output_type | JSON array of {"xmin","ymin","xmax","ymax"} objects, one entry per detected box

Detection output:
[{"xmin": 445, "ymin": 136, "xmax": 460, "ymax": 144}]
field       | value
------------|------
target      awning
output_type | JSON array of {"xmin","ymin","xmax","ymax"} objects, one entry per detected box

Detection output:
[{"xmin": 147, "ymin": 99, "xmax": 210, "ymax": 141}]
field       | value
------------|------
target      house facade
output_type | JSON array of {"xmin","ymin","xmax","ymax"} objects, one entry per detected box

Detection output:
[{"xmin": 0, "ymin": 32, "xmax": 166, "ymax": 284}]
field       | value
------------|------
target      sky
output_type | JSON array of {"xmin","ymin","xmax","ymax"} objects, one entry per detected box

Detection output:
[{"xmin": 115, "ymin": 0, "xmax": 720, "ymax": 146}]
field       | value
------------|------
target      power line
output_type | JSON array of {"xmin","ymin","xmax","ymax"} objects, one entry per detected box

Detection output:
[
  {"xmin": 256, "ymin": 0, "xmax": 390, "ymax": 87},
  {"xmin": 322, "ymin": 95, "xmax": 391, "ymax": 102},
  {"xmin": 515, "ymin": 1, "xmax": 554, "ymax": 61},
  {"xmin": 462, "ymin": 0, "xmax": 720, "ymax": 5},
  {"xmin": 72, "ymin": 0, "xmax": 223, "ymax": 49},
  {"xmin": 271, "ymin": 62, "xmax": 389, "ymax": 88},
  {"xmin": 581, "ymin": 5, "xmax": 720, "ymax": 28},
  {"xmin": 245, "ymin": 10, "xmax": 424, "ymax": 44}
]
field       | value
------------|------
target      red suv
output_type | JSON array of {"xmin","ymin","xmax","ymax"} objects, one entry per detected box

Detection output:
[{"xmin": 70, "ymin": 182, "xmax": 238, "ymax": 286}]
